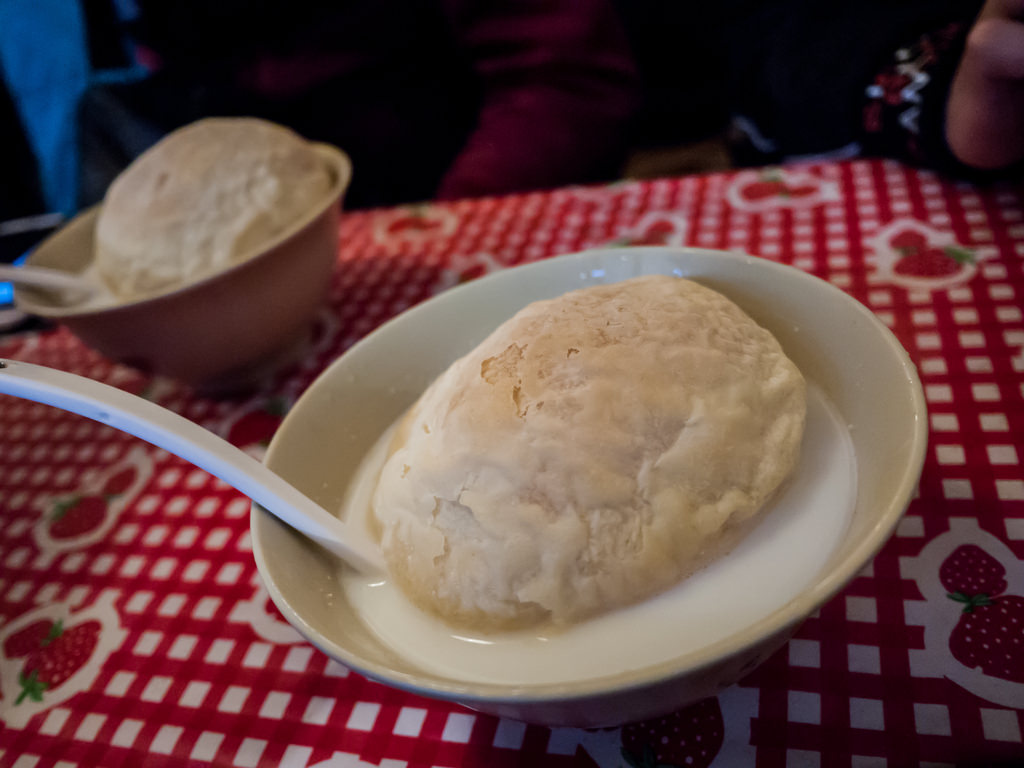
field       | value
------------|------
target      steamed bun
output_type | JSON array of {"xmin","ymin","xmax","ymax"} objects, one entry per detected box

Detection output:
[
  {"xmin": 371, "ymin": 275, "xmax": 806, "ymax": 629},
  {"xmin": 95, "ymin": 117, "xmax": 331, "ymax": 298}
]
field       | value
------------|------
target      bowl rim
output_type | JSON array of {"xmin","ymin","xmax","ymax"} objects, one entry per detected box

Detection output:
[
  {"xmin": 254, "ymin": 246, "xmax": 929, "ymax": 704},
  {"xmin": 15, "ymin": 143, "xmax": 352, "ymax": 320}
]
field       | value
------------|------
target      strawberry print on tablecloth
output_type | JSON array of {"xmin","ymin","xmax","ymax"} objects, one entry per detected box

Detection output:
[
  {"xmin": 220, "ymin": 395, "xmax": 291, "ymax": 460},
  {"xmin": 869, "ymin": 219, "xmax": 981, "ymax": 290},
  {"xmin": 372, "ymin": 205, "xmax": 459, "ymax": 246},
  {"xmin": 901, "ymin": 519, "xmax": 1024, "ymax": 708},
  {"xmin": 603, "ymin": 211, "xmax": 689, "ymax": 248},
  {"xmin": 620, "ymin": 697, "xmax": 724, "ymax": 768},
  {"xmin": 725, "ymin": 168, "xmax": 840, "ymax": 212},
  {"xmin": 543, "ymin": 687, "xmax": 758, "ymax": 767},
  {"xmin": 0, "ymin": 591, "xmax": 126, "ymax": 728},
  {"xmin": 32, "ymin": 446, "xmax": 152, "ymax": 553},
  {"xmin": 432, "ymin": 251, "xmax": 507, "ymax": 294},
  {"xmin": 943, "ymin": 546, "xmax": 1024, "ymax": 683}
]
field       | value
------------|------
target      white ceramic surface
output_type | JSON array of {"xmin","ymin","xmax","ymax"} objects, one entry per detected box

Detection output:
[
  {"xmin": 251, "ymin": 247, "xmax": 928, "ymax": 727},
  {"xmin": 0, "ymin": 264, "xmax": 97, "ymax": 301}
]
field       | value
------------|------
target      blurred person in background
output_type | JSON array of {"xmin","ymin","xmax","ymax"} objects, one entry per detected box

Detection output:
[
  {"xmin": 618, "ymin": 0, "xmax": 1024, "ymax": 180},
  {"xmin": 11, "ymin": 0, "xmax": 1018, "ymax": 223},
  {"xmin": 723, "ymin": 0, "xmax": 1024, "ymax": 177},
  {"xmin": 76, "ymin": 0, "xmax": 640, "ymax": 210}
]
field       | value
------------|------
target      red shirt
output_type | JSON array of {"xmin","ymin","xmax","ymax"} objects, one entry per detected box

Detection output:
[{"xmin": 130, "ymin": 0, "xmax": 639, "ymax": 207}]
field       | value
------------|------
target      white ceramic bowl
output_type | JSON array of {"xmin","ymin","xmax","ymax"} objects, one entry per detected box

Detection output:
[{"xmin": 251, "ymin": 247, "xmax": 927, "ymax": 727}]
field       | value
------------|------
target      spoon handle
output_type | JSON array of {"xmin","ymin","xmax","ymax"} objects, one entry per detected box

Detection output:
[
  {"xmin": 0, "ymin": 264, "xmax": 94, "ymax": 295},
  {"xmin": 0, "ymin": 359, "xmax": 384, "ymax": 574}
]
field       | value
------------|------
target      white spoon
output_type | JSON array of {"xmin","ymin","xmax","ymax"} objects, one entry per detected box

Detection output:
[
  {"xmin": 0, "ymin": 264, "xmax": 96, "ymax": 303},
  {"xmin": 0, "ymin": 358, "xmax": 385, "ymax": 575}
]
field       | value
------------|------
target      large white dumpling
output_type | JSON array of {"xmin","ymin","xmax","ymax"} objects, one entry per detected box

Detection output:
[
  {"xmin": 371, "ymin": 275, "xmax": 806, "ymax": 629},
  {"xmin": 95, "ymin": 117, "xmax": 330, "ymax": 299}
]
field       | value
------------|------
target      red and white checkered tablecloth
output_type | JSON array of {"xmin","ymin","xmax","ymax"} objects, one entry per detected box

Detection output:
[{"xmin": 1, "ymin": 158, "xmax": 1023, "ymax": 767}]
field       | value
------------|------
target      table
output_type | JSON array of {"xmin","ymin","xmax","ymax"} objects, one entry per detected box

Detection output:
[{"xmin": 1, "ymin": 158, "xmax": 1022, "ymax": 767}]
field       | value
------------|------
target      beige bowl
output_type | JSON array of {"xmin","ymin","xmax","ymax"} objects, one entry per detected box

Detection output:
[
  {"xmin": 14, "ymin": 144, "xmax": 351, "ymax": 391},
  {"xmin": 252, "ymin": 247, "xmax": 927, "ymax": 727}
]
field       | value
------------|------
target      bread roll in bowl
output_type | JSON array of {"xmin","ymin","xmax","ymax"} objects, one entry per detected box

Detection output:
[
  {"xmin": 372, "ymin": 275, "xmax": 806, "ymax": 629},
  {"xmin": 95, "ymin": 117, "xmax": 332, "ymax": 299}
]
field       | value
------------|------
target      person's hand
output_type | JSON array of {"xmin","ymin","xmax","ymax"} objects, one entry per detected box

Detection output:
[{"xmin": 945, "ymin": 0, "xmax": 1024, "ymax": 170}]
